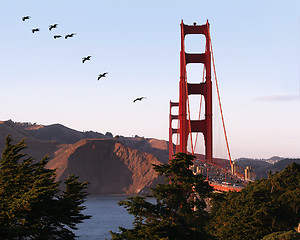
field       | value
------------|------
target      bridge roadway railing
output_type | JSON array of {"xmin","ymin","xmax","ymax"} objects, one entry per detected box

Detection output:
[{"xmin": 208, "ymin": 181, "xmax": 244, "ymax": 192}]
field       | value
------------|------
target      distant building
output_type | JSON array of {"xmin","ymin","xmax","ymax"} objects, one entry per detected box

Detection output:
[
  {"xmin": 244, "ymin": 166, "xmax": 256, "ymax": 181},
  {"xmin": 231, "ymin": 161, "xmax": 238, "ymax": 175}
]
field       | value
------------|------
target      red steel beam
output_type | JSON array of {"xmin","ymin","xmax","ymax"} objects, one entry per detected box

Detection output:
[
  {"xmin": 179, "ymin": 20, "xmax": 188, "ymax": 153},
  {"xmin": 169, "ymin": 101, "xmax": 179, "ymax": 159},
  {"xmin": 178, "ymin": 20, "xmax": 212, "ymax": 162},
  {"xmin": 170, "ymin": 20, "xmax": 212, "ymax": 163}
]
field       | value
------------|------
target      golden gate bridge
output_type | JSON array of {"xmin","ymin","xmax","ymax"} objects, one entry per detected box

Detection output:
[{"xmin": 169, "ymin": 20, "xmax": 254, "ymax": 192}]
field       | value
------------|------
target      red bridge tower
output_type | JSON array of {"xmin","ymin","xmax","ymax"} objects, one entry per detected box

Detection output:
[{"xmin": 169, "ymin": 20, "xmax": 212, "ymax": 162}]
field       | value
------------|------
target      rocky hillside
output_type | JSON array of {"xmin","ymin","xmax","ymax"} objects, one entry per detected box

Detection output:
[
  {"xmin": 47, "ymin": 138, "xmax": 163, "ymax": 194},
  {"xmin": 0, "ymin": 120, "xmax": 168, "ymax": 194}
]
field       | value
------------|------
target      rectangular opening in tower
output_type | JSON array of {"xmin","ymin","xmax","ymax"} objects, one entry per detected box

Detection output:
[
  {"xmin": 186, "ymin": 63, "xmax": 205, "ymax": 84},
  {"xmin": 184, "ymin": 34, "xmax": 206, "ymax": 54}
]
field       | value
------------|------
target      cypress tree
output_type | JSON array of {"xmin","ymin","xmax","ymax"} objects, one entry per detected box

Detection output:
[
  {"xmin": 208, "ymin": 163, "xmax": 300, "ymax": 240},
  {"xmin": 0, "ymin": 135, "xmax": 90, "ymax": 239},
  {"xmin": 110, "ymin": 152, "xmax": 213, "ymax": 240}
]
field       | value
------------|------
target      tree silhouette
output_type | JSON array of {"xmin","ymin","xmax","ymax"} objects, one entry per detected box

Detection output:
[
  {"xmin": 0, "ymin": 135, "xmax": 90, "ymax": 239},
  {"xmin": 208, "ymin": 162, "xmax": 300, "ymax": 240},
  {"xmin": 110, "ymin": 153, "xmax": 213, "ymax": 240}
]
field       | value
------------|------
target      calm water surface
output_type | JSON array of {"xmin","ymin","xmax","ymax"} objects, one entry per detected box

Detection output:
[{"xmin": 75, "ymin": 195, "xmax": 134, "ymax": 240}]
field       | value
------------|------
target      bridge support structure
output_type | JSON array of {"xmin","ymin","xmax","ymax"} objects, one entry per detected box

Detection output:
[{"xmin": 169, "ymin": 20, "xmax": 212, "ymax": 162}]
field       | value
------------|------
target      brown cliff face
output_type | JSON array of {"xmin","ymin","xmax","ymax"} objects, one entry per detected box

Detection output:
[
  {"xmin": 0, "ymin": 120, "xmax": 168, "ymax": 195},
  {"xmin": 47, "ymin": 139, "xmax": 162, "ymax": 195}
]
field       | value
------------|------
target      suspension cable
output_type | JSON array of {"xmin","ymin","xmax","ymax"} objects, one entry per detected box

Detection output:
[
  {"xmin": 209, "ymin": 32, "xmax": 232, "ymax": 164},
  {"xmin": 192, "ymin": 39, "xmax": 208, "ymax": 154},
  {"xmin": 176, "ymin": 111, "xmax": 179, "ymax": 153},
  {"xmin": 185, "ymin": 72, "xmax": 195, "ymax": 155},
  {"xmin": 192, "ymin": 63, "xmax": 206, "ymax": 154}
]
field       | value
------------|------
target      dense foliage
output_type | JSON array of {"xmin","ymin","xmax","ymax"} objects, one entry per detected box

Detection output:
[
  {"xmin": 110, "ymin": 153, "xmax": 213, "ymax": 240},
  {"xmin": 0, "ymin": 136, "xmax": 90, "ymax": 240},
  {"xmin": 111, "ymin": 153, "xmax": 300, "ymax": 240},
  {"xmin": 261, "ymin": 230, "xmax": 300, "ymax": 240},
  {"xmin": 208, "ymin": 162, "xmax": 300, "ymax": 240}
]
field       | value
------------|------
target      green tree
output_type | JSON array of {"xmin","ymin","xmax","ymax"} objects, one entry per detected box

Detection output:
[
  {"xmin": 261, "ymin": 230, "xmax": 300, "ymax": 240},
  {"xmin": 110, "ymin": 153, "xmax": 213, "ymax": 240},
  {"xmin": 0, "ymin": 135, "xmax": 90, "ymax": 240},
  {"xmin": 208, "ymin": 163, "xmax": 300, "ymax": 240}
]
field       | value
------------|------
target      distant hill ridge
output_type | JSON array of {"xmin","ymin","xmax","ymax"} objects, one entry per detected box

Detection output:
[
  {"xmin": 235, "ymin": 156, "xmax": 284, "ymax": 164},
  {"xmin": 235, "ymin": 157, "xmax": 300, "ymax": 179},
  {"xmin": 0, "ymin": 120, "xmax": 168, "ymax": 194}
]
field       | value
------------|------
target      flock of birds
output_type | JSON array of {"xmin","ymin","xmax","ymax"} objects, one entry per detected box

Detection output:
[{"xmin": 22, "ymin": 15, "xmax": 146, "ymax": 103}]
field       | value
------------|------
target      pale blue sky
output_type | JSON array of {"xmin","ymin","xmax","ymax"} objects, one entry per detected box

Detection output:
[{"xmin": 0, "ymin": 0, "xmax": 299, "ymax": 159}]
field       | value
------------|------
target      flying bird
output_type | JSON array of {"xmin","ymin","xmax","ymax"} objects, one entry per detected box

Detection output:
[
  {"xmin": 22, "ymin": 16, "xmax": 30, "ymax": 21},
  {"xmin": 82, "ymin": 56, "xmax": 91, "ymax": 63},
  {"xmin": 49, "ymin": 24, "xmax": 58, "ymax": 31},
  {"xmin": 133, "ymin": 97, "xmax": 147, "ymax": 103},
  {"xmin": 53, "ymin": 35, "xmax": 62, "ymax": 39},
  {"xmin": 98, "ymin": 72, "xmax": 108, "ymax": 80},
  {"xmin": 32, "ymin": 28, "xmax": 40, "ymax": 33},
  {"xmin": 65, "ymin": 33, "xmax": 76, "ymax": 39}
]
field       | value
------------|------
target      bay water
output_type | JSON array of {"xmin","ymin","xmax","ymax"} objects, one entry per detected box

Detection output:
[{"xmin": 74, "ymin": 195, "xmax": 134, "ymax": 240}]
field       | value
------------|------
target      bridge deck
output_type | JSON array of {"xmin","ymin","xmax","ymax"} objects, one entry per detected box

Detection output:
[{"xmin": 209, "ymin": 182, "xmax": 244, "ymax": 192}]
